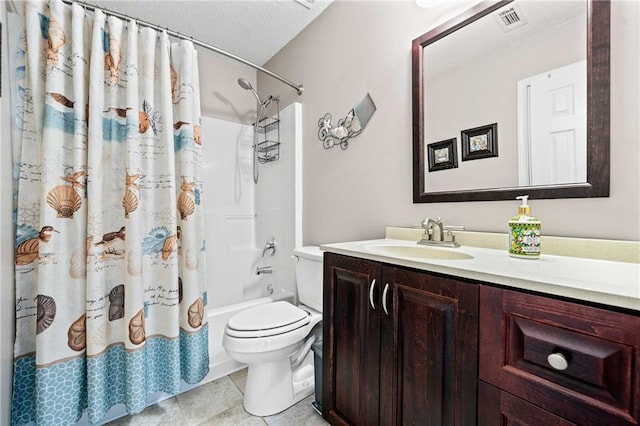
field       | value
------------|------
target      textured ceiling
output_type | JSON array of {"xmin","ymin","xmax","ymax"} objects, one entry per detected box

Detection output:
[{"xmin": 88, "ymin": 0, "xmax": 333, "ymax": 66}]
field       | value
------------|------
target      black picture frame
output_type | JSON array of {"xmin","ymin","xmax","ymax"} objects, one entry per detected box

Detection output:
[
  {"xmin": 427, "ymin": 138, "xmax": 458, "ymax": 172},
  {"xmin": 461, "ymin": 123, "xmax": 498, "ymax": 161}
]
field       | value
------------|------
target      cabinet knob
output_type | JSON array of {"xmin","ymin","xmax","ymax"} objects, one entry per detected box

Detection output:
[{"xmin": 547, "ymin": 352, "xmax": 569, "ymax": 371}]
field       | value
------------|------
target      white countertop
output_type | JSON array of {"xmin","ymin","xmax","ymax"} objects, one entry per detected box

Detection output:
[{"xmin": 320, "ymin": 238, "xmax": 640, "ymax": 312}]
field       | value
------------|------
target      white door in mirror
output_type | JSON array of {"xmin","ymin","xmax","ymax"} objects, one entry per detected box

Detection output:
[{"xmin": 518, "ymin": 60, "xmax": 587, "ymax": 186}]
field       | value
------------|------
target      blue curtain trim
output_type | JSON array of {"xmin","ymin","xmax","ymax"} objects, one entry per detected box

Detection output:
[
  {"xmin": 12, "ymin": 355, "xmax": 86, "ymax": 426},
  {"xmin": 11, "ymin": 325, "xmax": 209, "ymax": 425}
]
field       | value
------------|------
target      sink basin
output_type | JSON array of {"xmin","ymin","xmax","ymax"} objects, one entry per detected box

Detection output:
[{"xmin": 362, "ymin": 243, "xmax": 474, "ymax": 260}]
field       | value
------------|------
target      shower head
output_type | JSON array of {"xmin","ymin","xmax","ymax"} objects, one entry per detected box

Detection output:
[
  {"xmin": 238, "ymin": 77, "xmax": 261, "ymax": 106},
  {"xmin": 237, "ymin": 78, "xmax": 253, "ymax": 91}
]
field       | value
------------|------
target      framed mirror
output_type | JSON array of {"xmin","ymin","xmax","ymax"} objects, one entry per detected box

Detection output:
[{"xmin": 412, "ymin": 0, "xmax": 609, "ymax": 203}]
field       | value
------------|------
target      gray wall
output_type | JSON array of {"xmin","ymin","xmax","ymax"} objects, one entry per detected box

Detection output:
[
  {"xmin": 199, "ymin": 50, "xmax": 257, "ymax": 124},
  {"xmin": 259, "ymin": 0, "xmax": 640, "ymax": 244}
]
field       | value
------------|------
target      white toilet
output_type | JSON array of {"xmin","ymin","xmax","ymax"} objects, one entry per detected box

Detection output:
[{"xmin": 222, "ymin": 246, "xmax": 323, "ymax": 416}]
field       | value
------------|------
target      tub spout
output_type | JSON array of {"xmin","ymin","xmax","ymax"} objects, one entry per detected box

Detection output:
[{"xmin": 256, "ymin": 266, "xmax": 273, "ymax": 275}]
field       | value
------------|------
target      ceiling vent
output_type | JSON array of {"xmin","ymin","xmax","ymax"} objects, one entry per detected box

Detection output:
[{"xmin": 493, "ymin": 4, "xmax": 528, "ymax": 32}]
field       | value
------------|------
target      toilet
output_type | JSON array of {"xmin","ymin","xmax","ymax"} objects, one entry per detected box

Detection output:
[{"xmin": 222, "ymin": 246, "xmax": 323, "ymax": 416}]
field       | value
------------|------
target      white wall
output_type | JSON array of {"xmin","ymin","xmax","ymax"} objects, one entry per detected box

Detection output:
[
  {"xmin": 200, "ymin": 116, "xmax": 265, "ymax": 309},
  {"xmin": 256, "ymin": 102, "xmax": 303, "ymax": 299},
  {"xmin": 199, "ymin": 92, "xmax": 303, "ymax": 309},
  {"xmin": 260, "ymin": 0, "xmax": 640, "ymax": 244}
]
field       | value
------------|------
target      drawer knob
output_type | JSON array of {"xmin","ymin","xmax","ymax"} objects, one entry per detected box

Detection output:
[{"xmin": 547, "ymin": 352, "xmax": 569, "ymax": 371}]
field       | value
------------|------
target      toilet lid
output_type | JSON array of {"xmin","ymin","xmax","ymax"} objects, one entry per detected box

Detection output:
[{"xmin": 226, "ymin": 301, "xmax": 310, "ymax": 338}]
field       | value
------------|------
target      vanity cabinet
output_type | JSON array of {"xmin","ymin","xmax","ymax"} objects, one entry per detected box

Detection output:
[
  {"xmin": 322, "ymin": 251, "xmax": 640, "ymax": 426},
  {"xmin": 322, "ymin": 252, "xmax": 478, "ymax": 426},
  {"xmin": 479, "ymin": 285, "xmax": 640, "ymax": 426}
]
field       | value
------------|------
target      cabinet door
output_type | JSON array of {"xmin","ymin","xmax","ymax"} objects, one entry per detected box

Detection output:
[
  {"xmin": 379, "ymin": 266, "xmax": 478, "ymax": 426},
  {"xmin": 323, "ymin": 253, "xmax": 382, "ymax": 426}
]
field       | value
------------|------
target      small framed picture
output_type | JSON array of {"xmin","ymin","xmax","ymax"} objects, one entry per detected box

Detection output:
[
  {"xmin": 427, "ymin": 138, "xmax": 458, "ymax": 172},
  {"xmin": 461, "ymin": 123, "xmax": 498, "ymax": 161}
]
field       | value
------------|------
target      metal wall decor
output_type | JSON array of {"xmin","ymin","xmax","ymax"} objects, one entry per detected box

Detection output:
[{"xmin": 318, "ymin": 93, "xmax": 377, "ymax": 150}]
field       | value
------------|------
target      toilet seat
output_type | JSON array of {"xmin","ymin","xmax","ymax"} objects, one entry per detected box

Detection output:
[{"xmin": 226, "ymin": 301, "xmax": 310, "ymax": 338}]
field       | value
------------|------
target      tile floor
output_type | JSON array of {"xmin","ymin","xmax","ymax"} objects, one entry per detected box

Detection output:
[{"xmin": 106, "ymin": 368, "xmax": 328, "ymax": 426}]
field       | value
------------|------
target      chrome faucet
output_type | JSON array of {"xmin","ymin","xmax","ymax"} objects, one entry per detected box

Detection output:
[
  {"xmin": 256, "ymin": 266, "xmax": 273, "ymax": 275},
  {"xmin": 423, "ymin": 217, "xmax": 444, "ymax": 242},
  {"xmin": 419, "ymin": 217, "xmax": 464, "ymax": 247},
  {"xmin": 262, "ymin": 237, "xmax": 276, "ymax": 257}
]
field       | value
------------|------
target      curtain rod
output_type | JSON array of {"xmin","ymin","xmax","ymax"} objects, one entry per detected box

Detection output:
[{"xmin": 59, "ymin": 0, "xmax": 304, "ymax": 95}]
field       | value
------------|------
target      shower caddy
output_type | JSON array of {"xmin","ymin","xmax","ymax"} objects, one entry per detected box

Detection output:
[{"xmin": 256, "ymin": 97, "xmax": 280, "ymax": 164}]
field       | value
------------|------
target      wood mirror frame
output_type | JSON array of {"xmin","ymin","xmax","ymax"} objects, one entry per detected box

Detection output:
[{"xmin": 412, "ymin": 0, "xmax": 610, "ymax": 203}]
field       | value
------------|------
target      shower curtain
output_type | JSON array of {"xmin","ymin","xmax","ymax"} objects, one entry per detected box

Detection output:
[{"xmin": 11, "ymin": 1, "xmax": 209, "ymax": 424}]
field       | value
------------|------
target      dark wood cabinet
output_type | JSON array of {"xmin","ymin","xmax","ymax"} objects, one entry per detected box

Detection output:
[
  {"xmin": 479, "ymin": 285, "xmax": 640, "ymax": 426},
  {"xmin": 478, "ymin": 381, "xmax": 578, "ymax": 426},
  {"xmin": 379, "ymin": 265, "xmax": 478, "ymax": 426},
  {"xmin": 322, "ymin": 251, "xmax": 639, "ymax": 426},
  {"xmin": 322, "ymin": 253, "xmax": 381, "ymax": 426},
  {"xmin": 322, "ymin": 253, "xmax": 478, "ymax": 426}
]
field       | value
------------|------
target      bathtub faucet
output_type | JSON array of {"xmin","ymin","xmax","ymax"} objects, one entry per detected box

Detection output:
[
  {"xmin": 262, "ymin": 237, "xmax": 277, "ymax": 257},
  {"xmin": 256, "ymin": 266, "xmax": 273, "ymax": 275}
]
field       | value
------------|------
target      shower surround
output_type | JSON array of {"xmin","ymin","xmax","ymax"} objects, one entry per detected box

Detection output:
[{"xmin": 200, "ymin": 102, "xmax": 303, "ymax": 382}]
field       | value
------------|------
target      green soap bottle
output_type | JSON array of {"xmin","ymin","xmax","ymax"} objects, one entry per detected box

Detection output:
[{"xmin": 509, "ymin": 195, "xmax": 541, "ymax": 259}]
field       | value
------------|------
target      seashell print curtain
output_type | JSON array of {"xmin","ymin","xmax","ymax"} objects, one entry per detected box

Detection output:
[{"xmin": 11, "ymin": 0, "xmax": 209, "ymax": 424}]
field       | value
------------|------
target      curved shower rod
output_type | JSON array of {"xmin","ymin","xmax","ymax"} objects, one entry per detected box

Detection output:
[{"xmin": 58, "ymin": 0, "xmax": 305, "ymax": 95}]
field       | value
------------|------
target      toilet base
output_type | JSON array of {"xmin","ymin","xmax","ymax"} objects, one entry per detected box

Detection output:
[{"xmin": 243, "ymin": 352, "xmax": 315, "ymax": 417}]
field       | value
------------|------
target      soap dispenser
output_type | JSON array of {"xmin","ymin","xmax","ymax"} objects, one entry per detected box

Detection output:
[{"xmin": 509, "ymin": 195, "xmax": 541, "ymax": 259}]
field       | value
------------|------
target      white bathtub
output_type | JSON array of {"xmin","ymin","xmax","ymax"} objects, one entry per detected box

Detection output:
[{"xmin": 202, "ymin": 288, "xmax": 295, "ymax": 384}]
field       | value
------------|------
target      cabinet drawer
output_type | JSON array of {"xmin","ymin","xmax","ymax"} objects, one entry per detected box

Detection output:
[
  {"xmin": 480, "ymin": 285, "xmax": 640, "ymax": 425},
  {"xmin": 478, "ymin": 381, "xmax": 577, "ymax": 426}
]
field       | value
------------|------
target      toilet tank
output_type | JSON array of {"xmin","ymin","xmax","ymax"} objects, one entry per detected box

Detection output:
[{"xmin": 293, "ymin": 246, "xmax": 324, "ymax": 312}]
